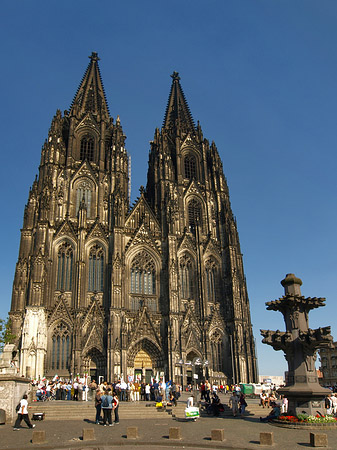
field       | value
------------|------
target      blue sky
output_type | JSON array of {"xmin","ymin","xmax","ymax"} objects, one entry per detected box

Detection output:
[{"xmin": 1, "ymin": 0, "xmax": 336, "ymax": 376}]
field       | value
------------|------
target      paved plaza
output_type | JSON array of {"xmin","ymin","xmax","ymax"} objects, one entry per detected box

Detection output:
[{"xmin": 1, "ymin": 393, "xmax": 336, "ymax": 450}]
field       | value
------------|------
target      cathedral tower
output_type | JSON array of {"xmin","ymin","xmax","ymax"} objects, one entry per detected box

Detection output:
[{"xmin": 9, "ymin": 55, "xmax": 257, "ymax": 384}]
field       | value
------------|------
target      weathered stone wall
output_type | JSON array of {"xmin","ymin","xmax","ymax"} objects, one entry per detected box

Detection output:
[{"xmin": 0, "ymin": 376, "xmax": 31, "ymax": 424}]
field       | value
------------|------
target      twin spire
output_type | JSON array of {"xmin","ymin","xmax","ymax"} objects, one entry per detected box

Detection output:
[
  {"xmin": 70, "ymin": 53, "xmax": 195, "ymax": 132},
  {"xmin": 70, "ymin": 52, "xmax": 109, "ymax": 118}
]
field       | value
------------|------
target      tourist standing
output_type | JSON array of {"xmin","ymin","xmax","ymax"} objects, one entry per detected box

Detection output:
[
  {"xmin": 101, "ymin": 388, "xmax": 113, "ymax": 426},
  {"xmin": 239, "ymin": 393, "xmax": 247, "ymax": 418},
  {"xmin": 13, "ymin": 394, "xmax": 36, "ymax": 430},
  {"xmin": 95, "ymin": 388, "xmax": 102, "ymax": 424},
  {"xmin": 113, "ymin": 391, "xmax": 120, "ymax": 424},
  {"xmin": 229, "ymin": 392, "xmax": 239, "ymax": 417}
]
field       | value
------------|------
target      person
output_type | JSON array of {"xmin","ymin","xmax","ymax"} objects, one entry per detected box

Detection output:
[
  {"xmin": 331, "ymin": 393, "xmax": 337, "ymax": 415},
  {"xmin": 73, "ymin": 380, "xmax": 79, "ymax": 401},
  {"xmin": 281, "ymin": 395, "xmax": 288, "ymax": 413},
  {"xmin": 101, "ymin": 388, "xmax": 113, "ymax": 426},
  {"xmin": 210, "ymin": 392, "xmax": 222, "ymax": 417},
  {"xmin": 325, "ymin": 394, "xmax": 333, "ymax": 415},
  {"xmin": 95, "ymin": 388, "xmax": 102, "ymax": 424},
  {"xmin": 239, "ymin": 393, "xmax": 247, "ymax": 418},
  {"xmin": 204, "ymin": 380, "xmax": 211, "ymax": 403},
  {"xmin": 259, "ymin": 390, "xmax": 269, "ymax": 408},
  {"xmin": 112, "ymin": 391, "xmax": 120, "ymax": 424},
  {"xmin": 229, "ymin": 392, "xmax": 239, "ymax": 417},
  {"xmin": 260, "ymin": 401, "xmax": 281, "ymax": 422},
  {"xmin": 145, "ymin": 383, "xmax": 151, "ymax": 401},
  {"xmin": 13, "ymin": 394, "xmax": 36, "ymax": 430}
]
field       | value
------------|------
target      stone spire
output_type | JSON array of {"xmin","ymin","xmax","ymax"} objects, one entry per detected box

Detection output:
[
  {"xmin": 163, "ymin": 72, "xmax": 195, "ymax": 134},
  {"xmin": 70, "ymin": 52, "xmax": 109, "ymax": 119}
]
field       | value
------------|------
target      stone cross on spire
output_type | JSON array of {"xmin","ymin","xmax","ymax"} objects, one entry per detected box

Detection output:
[
  {"xmin": 89, "ymin": 52, "xmax": 100, "ymax": 62},
  {"xmin": 171, "ymin": 71, "xmax": 181, "ymax": 82}
]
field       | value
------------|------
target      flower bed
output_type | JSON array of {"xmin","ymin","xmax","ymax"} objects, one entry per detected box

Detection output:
[
  {"xmin": 272, "ymin": 414, "xmax": 337, "ymax": 429},
  {"xmin": 279, "ymin": 414, "xmax": 337, "ymax": 423}
]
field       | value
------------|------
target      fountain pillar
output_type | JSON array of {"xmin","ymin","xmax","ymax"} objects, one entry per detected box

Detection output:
[{"xmin": 261, "ymin": 274, "xmax": 333, "ymax": 416}]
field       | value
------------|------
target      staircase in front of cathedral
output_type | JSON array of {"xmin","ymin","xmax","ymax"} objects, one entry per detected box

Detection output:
[{"xmin": 29, "ymin": 394, "xmax": 263, "ymax": 421}]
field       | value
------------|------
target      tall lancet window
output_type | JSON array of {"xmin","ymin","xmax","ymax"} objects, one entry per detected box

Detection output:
[
  {"xmin": 130, "ymin": 251, "xmax": 156, "ymax": 295},
  {"xmin": 51, "ymin": 323, "xmax": 71, "ymax": 371},
  {"xmin": 88, "ymin": 244, "xmax": 104, "ymax": 292},
  {"xmin": 205, "ymin": 260, "xmax": 218, "ymax": 303},
  {"xmin": 80, "ymin": 134, "xmax": 95, "ymax": 161},
  {"xmin": 184, "ymin": 154, "xmax": 197, "ymax": 180},
  {"xmin": 179, "ymin": 254, "xmax": 194, "ymax": 299},
  {"xmin": 76, "ymin": 180, "xmax": 92, "ymax": 218},
  {"xmin": 56, "ymin": 242, "xmax": 73, "ymax": 291},
  {"xmin": 188, "ymin": 198, "xmax": 202, "ymax": 233}
]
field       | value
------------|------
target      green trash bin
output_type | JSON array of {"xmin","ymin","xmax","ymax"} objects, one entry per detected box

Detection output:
[{"xmin": 240, "ymin": 384, "xmax": 254, "ymax": 395}]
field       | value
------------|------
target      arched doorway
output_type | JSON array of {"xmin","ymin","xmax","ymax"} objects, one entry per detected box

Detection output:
[
  {"xmin": 83, "ymin": 348, "xmax": 106, "ymax": 382},
  {"xmin": 134, "ymin": 349, "xmax": 153, "ymax": 383},
  {"xmin": 186, "ymin": 351, "xmax": 203, "ymax": 386},
  {"xmin": 127, "ymin": 338, "xmax": 164, "ymax": 383}
]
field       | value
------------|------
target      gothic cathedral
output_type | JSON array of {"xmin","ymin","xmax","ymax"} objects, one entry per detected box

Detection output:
[{"xmin": 9, "ymin": 53, "xmax": 257, "ymax": 385}]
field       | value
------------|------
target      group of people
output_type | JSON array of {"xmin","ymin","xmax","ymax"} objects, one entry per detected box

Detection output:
[{"xmin": 95, "ymin": 387, "xmax": 120, "ymax": 426}]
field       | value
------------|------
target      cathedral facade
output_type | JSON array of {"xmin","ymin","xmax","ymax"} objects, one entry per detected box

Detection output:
[{"xmin": 9, "ymin": 53, "xmax": 257, "ymax": 385}]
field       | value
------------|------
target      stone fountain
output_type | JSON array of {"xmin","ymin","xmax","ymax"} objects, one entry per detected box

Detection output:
[{"xmin": 261, "ymin": 274, "xmax": 334, "ymax": 416}]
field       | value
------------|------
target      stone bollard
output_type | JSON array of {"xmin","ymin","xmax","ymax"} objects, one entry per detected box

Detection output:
[
  {"xmin": 82, "ymin": 428, "xmax": 95, "ymax": 441},
  {"xmin": 32, "ymin": 430, "xmax": 46, "ymax": 444},
  {"xmin": 127, "ymin": 427, "xmax": 139, "ymax": 439},
  {"xmin": 260, "ymin": 432, "xmax": 274, "ymax": 446},
  {"xmin": 211, "ymin": 429, "xmax": 225, "ymax": 441},
  {"xmin": 169, "ymin": 427, "xmax": 182, "ymax": 440},
  {"xmin": 310, "ymin": 432, "xmax": 328, "ymax": 447}
]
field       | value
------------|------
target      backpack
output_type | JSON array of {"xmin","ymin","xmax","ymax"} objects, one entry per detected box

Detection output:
[
  {"xmin": 15, "ymin": 402, "xmax": 21, "ymax": 413},
  {"xmin": 102, "ymin": 395, "xmax": 109, "ymax": 408}
]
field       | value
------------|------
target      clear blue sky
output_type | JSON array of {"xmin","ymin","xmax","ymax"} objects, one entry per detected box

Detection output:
[{"xmin": 1, "ymin": 0, "xmax": 336, "ymax": 376}]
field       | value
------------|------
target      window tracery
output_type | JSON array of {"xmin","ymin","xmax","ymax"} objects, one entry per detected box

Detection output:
[
  {"xmin": 80, "ymin": 134, "xmax": 95, "ymax": 161},
  {"xmin": 130, "ymin": 251, "xmax": 156, "ymax": 295},
  {"xmin": 88, "ymin": 244, "xmax": 104, "ymax": 292},
  {"xmin": 51, "ymin": 322, "xmax": 71, "ymax": 371},
  {"xmin": 210, "ymin": 330, "xmax": 224, "ymax": 372},
  {"xmin": 205, "ymin": 259, "xmax": 218, "ymax": 302},
  {"xmin": 75, "ymin": 179, "xmax": 93, "ymax": 218},
  {"xmin": 184, "ymin": 154, "xmax": 197, "ymax": 179},
  {"xmin": 179, "ymin": 254, "xmax": 194, "ymax": 299},
  {"xmin": 188, "ymin": 199, "xmax": 202, "ymax": 233},
  {"xmin": 56, "ymin": 242, "xmax": 73, "ymax": 291}
]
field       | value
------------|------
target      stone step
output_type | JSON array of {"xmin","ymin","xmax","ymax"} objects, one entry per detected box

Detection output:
[{"xmin": 28, "ymin": 401, "xmax": 174, "ymax": 421}]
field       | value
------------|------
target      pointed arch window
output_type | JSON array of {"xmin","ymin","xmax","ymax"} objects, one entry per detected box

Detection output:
[
  {"xmin": 184, "ymin": 154, "xmax": 197, "ymax": 180},
  {"xmin": 205, "ymin": 260, "xmax": 218, "ymax": 303},
  {"xmin": 179, "ymin": 254, "xmax": 194, "ymax": 299},
  {"xmin": 88, "ymin": 244, "xmax": 104, "ymax": 292},
  {"xmin": 76, "ymin": 179, "xmax": 92, "ymax": 218},
  {"xmin": 130, "ymin": 251, "xmax": 156, "ymax": 295},
  {"xmin": 80, "ymin": 134, "xmax": 95, "ymax": 161},
  {"xmin": 51, "ymin": 323, "xmax": 71, "ymax": 371},
  {"xmin": 210, "ymin": 330, "xmax": 224, "ymax": 373},
  {"xmin": 188, "ymin": 198, "xmax": 202, "ymax": 233},
  {"xmin": 56, "ymin": 242, "xmax": 73, "ymax": 291}
]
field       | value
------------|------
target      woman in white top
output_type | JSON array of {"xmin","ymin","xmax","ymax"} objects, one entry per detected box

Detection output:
[{"xmin": 13, "ymin": 394, "xmax": 36, "ymax": 430}]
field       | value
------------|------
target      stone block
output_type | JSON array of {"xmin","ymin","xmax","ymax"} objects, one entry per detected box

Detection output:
[
  {"xmin": 169, "ymin": 427, "xmax": 182, "ymax": 440},
  {"xmin": 260, "ymin": 432, "xmax": 274, "ymax": 446},
  {"xmin": 127, "ymin": 427, "xmax": 139, "ymax": 439},
  {"xmin": 32, "ymin": 430, "xmax": 46, "ymax": 444},
  {"xmin": 211, "ymin": 429, "xmax": 225, "ymax": 441},
  {"xmin": 82, "ymin": 428, "xmax": 95, "ymax": 441},
  {"xmin": 310, "ymin": 432, "xmax": 328, "ymax": 447}
]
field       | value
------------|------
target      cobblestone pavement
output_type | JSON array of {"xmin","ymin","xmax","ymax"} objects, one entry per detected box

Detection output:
[{"xmin": 1, "ymin": 394, "xmax": 336, "ymax": 450}]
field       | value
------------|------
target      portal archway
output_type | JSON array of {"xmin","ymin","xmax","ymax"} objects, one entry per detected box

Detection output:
[
  {"xmin": 127, "ymin": 338, "xmax": 164, "ymax": 383},
  {"xmin": 83, "ymin": 347, "xmax": 106, "ymax": 381}
]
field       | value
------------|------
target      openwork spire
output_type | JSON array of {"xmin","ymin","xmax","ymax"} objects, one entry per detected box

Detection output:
[
  {"xmin": 163, "ymin": 72, "xmax": 195, "ymax": 133},
  {"xmin": 70, "ymin": 52, "xmax": 109, "ymax": 117}
]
